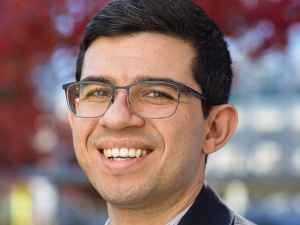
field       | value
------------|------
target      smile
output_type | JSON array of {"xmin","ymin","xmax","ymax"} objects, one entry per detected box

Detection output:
[{"xmin": 101, "ymin": 148, "xmax": 153, "ymax": 161}]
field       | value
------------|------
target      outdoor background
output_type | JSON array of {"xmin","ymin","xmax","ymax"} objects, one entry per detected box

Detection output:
[{"xmin": 0, "ymin": 0, "xmax": 300, "ymax": 224}]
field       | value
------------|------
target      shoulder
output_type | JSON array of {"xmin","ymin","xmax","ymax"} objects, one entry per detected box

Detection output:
[
  {"xmin": 233, "ymin": 213, "xmax": 256, "ymax": 225},
  {"xmin": 178, "ymin": 181, "xmax": 256, "ymax": 225}
]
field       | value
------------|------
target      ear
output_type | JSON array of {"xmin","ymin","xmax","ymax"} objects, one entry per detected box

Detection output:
[{"xmin": 202, "ymin": 104, "xmax": 238, "ymax": 155}]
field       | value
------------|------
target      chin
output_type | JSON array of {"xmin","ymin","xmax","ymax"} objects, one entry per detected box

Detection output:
[{"xmin": 95, "ymin": 180, "xmax": 158, "ymax": 208}]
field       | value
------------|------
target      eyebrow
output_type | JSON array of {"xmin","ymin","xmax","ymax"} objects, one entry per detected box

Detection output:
[
  {"xmin": 135, "ymin": 75, "xmax": 177, "ymax": 83},
  {"xmin": 81, "ymin": 75, "xmax": 180, "ymax": 85},
  {"xmin": 81, "ymin": 76, "xmax": 115, "ymax": 85}
]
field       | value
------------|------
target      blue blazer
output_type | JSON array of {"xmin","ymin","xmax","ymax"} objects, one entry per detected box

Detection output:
[{"xmin": 178, "ymin": 181, "xmax": 256, "ymax": 225}]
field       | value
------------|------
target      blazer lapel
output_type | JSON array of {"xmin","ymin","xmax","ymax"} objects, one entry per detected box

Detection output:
[{"xmin": 178, "ymin": 181, "xmax": 234, "ymax": 225}]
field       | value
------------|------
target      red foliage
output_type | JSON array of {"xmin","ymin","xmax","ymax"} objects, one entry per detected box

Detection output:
[
  {"xmin": 0, "ymin": 0, "xmax": 299, "ymax": 168},
  {"xmin": 195, "ymin": 0, "xmax": 300, "ymax": 56}
]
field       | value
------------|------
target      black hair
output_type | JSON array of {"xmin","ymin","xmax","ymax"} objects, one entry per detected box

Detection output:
[
  {"xmin": 76, "ymin": 0, "xmax": 233, "ymax": 119},
  {"xmin": 75, "ymin": 0, "xmax": 234, "ymax": 164}
]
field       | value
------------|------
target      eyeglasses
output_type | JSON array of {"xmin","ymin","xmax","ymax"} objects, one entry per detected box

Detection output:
[{"xmin": 62, "ymin": 81, "xmax": 212, "ymax": 119}]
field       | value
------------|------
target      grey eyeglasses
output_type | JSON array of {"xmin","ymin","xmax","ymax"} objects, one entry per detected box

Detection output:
[{"xmin": 62, "ymin": 81, "xmax": 212, "ymax": 119}]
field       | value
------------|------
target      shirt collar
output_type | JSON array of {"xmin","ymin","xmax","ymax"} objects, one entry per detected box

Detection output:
[
  {"xmin": 166, "ymin": 200, "xmax": 195, "ymax": 225},
  {"xmin": 178, "ymin": 181, "xmax": 235, "ymax": 225}
]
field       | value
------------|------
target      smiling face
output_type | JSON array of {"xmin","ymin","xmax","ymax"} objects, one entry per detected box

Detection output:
[{"xmin": 70, "ymin": 33, "xmax": 207, "ymax": 210}]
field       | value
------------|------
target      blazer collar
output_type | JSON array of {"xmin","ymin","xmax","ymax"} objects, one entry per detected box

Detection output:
[{"xmin": 178, "ymin": 181, "xmax": 234, "ymax": 225}]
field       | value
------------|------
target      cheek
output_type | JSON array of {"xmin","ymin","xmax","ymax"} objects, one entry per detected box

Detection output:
[
  {"xmin": 73, "ymin": 117, "xmax": 98, "ymax": 140},
  {"xmin": 160, "ymin": 108, "xmax": 203, "ymax": 164},
  {"xmin": 156, "ymin": 109, "xmax": 203, "ymax": 151},
  {"xmin": 72, "ymin": 118, "xmax": 98, "ymax": 177},
  {"xmin": 73, "ymin": 118, "xmax": 93, "ymax": 146},
  {"xmin": 153, "ymin": 110, "xmax": 203, "ymax": 187}
]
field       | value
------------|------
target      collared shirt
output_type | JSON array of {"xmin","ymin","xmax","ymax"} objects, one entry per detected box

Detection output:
[{"xmin": 104, "ymin": 200, "xmax": 195, "ymax": 225}]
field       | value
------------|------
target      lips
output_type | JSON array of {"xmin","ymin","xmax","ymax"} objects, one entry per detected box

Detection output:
[{"xmin": 101, "ymin": 148, "xmax": 152, "ymax": 160}]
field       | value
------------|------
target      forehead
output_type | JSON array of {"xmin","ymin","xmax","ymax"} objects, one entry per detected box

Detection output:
[{"xmin": 81, "ymin": 32, "xmax": 197, "ymax": 88}]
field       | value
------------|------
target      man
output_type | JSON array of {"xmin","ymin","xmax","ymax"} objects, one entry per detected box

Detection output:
[{"xmin": 62, "ymin": 0, "xmax": 255, "ymax": 224}]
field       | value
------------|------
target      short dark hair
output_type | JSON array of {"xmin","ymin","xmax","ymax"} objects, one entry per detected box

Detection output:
[{"xmin": 76, "ymin": 0, "xmax": 233, "ymax": 119}]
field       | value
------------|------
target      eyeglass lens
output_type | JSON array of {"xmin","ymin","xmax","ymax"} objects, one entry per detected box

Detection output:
[{"xmin": 66, "ymin": 82, "xmax": 180, "ymax": 119}]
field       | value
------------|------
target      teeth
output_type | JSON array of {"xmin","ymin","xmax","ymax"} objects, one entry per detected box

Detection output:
[
  {"xmin": 129, "ymin": 148, "xmax": 136, "ymax": 157},
  {"xmin": 107, "ymin": 149, "xmax": 112, "ymax": 157},
  {"xmin": 112, "ymin": 158, "xmax": 131, "ymax": 161},
  {"xmin": 120, "ymin": 148, "xmax": 129, "ymax": 157},
  {"xmin": 136, "ymin": 149, "xmax": 142, "ymax": 158},
  {"xmin": 102, "ymin": 148, "xmax": 151, "ymax": 159},
  {"xmin": 112, "ymin": 148, "xmax": 120, "ymax": 157}
]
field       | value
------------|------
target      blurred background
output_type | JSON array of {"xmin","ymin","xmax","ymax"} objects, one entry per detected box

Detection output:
[{"xmin": 0, "ymin": 0, "xmax": 299, "ymax": 224}]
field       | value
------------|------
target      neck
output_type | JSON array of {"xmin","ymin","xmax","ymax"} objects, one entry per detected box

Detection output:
[{"xmin": 107, "ymin": 157, "xmax": 205, "ymax": 225}]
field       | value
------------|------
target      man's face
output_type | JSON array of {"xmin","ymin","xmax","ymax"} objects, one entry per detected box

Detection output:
[{"xmin": 71, "ymin": 33, "xmax": 207, "ymax": 209}]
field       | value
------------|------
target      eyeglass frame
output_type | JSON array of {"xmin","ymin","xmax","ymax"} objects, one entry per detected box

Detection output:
[{"xmin": 62, "ymin": 80, "xmax": 213, "ymax": 119}]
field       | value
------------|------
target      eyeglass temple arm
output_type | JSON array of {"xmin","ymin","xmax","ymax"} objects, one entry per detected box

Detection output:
[{"xmin": 185, "ymin": 87, "xmax": 214, "ymax": 105}]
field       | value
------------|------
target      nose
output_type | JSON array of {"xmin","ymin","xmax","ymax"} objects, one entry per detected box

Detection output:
[{"xmin": 98, "ymin": 89, "xmax": 145, "ymax": 130}]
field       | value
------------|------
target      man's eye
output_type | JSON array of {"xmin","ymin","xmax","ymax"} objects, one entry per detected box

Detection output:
[
  {"xmin": 88, "ymin": 89, "xmax": 111, "ymax": 97},
  {"xmin": 145, "ymin": 91, "xmax": 173, "ymax": 99}
]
